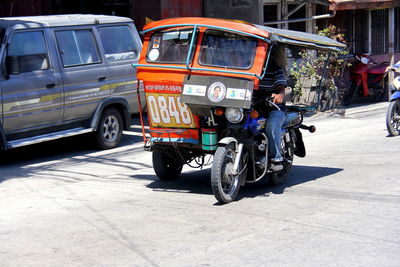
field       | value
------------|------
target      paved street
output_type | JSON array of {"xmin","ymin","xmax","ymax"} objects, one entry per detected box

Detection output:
[{"xmin": 1, "ymin": 102, "xmax": 399, "ymax": 266}]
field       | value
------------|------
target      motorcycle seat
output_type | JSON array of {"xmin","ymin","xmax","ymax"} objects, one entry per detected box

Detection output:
[
  {"xmin": 368, "ymin": 63, "xmax": 389, "ymax": 74},
  {"xmin": 283, "ymin": 112, "xmax": 301, "ymax": 128}
]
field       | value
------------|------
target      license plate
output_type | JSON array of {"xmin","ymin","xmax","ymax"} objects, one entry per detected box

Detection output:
[{"xmin": 146, "ymin": 93, "xmax": 196, "ymax": 128}]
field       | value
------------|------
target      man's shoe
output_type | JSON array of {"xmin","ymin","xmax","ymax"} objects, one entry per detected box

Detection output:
[{"xmin": 271, "ymin": 161, "xmax": 283, "ymax": 172}]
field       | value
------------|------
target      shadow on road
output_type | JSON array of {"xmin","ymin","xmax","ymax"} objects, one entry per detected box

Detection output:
[
  {"xmin": 0, "ymin": 126, "xmax": 146, "ymax": 183},
  {"xmin": 0, "ymin": 116, "xmax": 145, "ymax": 167},
  {"xmin": 140, "ymin": 169, "xmax": 212, "ymax": 195},
  {"xmin": 143, "ymin": 165, "xmax": 343, "ymax": 200},
  {"xmin": 238, "ymin": 165, "xmax": 343, "ymax": 201},
  {"xmin": 0, "ymin": 133, "xmax": 141, "ymax": 163}
]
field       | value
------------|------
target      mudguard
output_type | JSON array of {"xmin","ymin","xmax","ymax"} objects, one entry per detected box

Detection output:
[
  {"xmin": 217, "ymin": 137, "xmax": 238, "ymax": 147},
  {"xmin": 90, "ymin": 97, "xmax": 131, "ymax": 130},
  {"xmin": 390, "ymin": 91, "xmax": 400, "ymax": 102},
  {"xmin": 293, "ymin": 128, "xmax": 306, "ymax": 158}
]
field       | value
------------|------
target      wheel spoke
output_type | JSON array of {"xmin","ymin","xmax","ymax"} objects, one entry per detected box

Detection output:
[
  {"xmin": 221, "ymin": 154, "xmax": 238, "ymax": 195},
  {"xmin": 391, "ymin": 105, "xmax": 400, "ymax": 132},
  {"xmin": 102, "ymin": 115, "xmax": 119, "ymax": 142}
]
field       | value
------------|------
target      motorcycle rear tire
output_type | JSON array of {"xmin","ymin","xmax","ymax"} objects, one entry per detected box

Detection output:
[
  {"xmin": 343, "ymin": 81, "xmax": 357, "ymax": 106},
  {"xmin": 152, "ymin": 150, "xmax": 183, "ymax": 180},
  {"xmin": 269, "ymin": 138, "xmax": 294, "ymax": 186},
  {"xmin": 211, "ymin": 143, "xmax": 241, "ymax": 204},
  {"xmin": 371, "ymin": 86, "xmax": 387, "ymax": 102},
  {"xmin": 386, "ymin": 100, "xmax": 400, "ymax": 136},
  {"xmin": 270, "ymin": 161, "xmax": 293, "ymax": 186}
]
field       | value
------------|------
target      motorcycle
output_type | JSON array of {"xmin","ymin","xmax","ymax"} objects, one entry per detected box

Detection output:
[
  {"xmin": 343, "ymin": 55, "xmax": 389, "ymax": 106},
  {"xmin": 386, "ymin": 61, "xmax": 400, "ymax": 136},
  {"xmin": 208, "ymin": 94, "xmax": 315, "ymax": 203},
  {"xmin": 134, "ymin": 17, "xmax": 345, "ymax": 204}
]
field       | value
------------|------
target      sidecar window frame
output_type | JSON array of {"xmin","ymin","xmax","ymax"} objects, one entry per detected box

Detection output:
[
  {"xmin": 198, "ymin": 29, "xmax": 258, "ymax": 70},
  {"xmin": 145, "ymin": 27, "xmax": 199, "ymax": 65}
]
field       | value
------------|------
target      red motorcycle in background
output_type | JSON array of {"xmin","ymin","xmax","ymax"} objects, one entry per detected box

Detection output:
[{"xmin": 343, "ymin": 55, "xmax": 389, "ymax": 106}]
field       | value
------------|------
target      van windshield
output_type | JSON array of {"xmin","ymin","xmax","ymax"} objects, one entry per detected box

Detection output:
[
  {"xmin": 146, "ymin": 28, "xmax": 196, "ymax": 64},
  {"xmin": 198, "ymin": 30, "xmax": 258, "ymax": 69}
]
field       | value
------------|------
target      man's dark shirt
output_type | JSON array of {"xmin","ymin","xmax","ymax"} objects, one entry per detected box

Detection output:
[{"xmin": 258, "ymin": 61, "xmax": 287, "ymax": 111}]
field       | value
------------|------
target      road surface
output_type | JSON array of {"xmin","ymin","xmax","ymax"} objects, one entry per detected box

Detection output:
[{"xmin": 0, "ymin": 102, "xmax": 399, "ymax": 266}]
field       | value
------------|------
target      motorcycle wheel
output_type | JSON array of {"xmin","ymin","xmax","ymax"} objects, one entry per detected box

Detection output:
[
  {"xmin": 211, "ymin": 143, "xmax": 241, "ymax": 204},
  {"xmin": 371, "ymin": 86, "xmax": 387, "ymax": 102},
  {"xmin": 386, "ymin": 100, "xmax": 400, "ymax": 136},
  {"xmin": 319, "ymin": 87, "xmax": 338, "ymax": 112},
  {"xmin": 152, "ymin": 150, "xmax": 183, "ymax": 180},
  {"xmin": 343, "ymin": 81, "xmax": 357, "ymax": 106},
  {"xmin": 270, "ymin": 138, "xmax": 294, "ymax": 186}
]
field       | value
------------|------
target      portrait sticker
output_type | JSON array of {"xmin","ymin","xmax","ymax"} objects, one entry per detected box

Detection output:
[
  {"xmin": 148, "ymin": 49, "xmax": 160, "ymax": 61},
  {"xmin": 207, "ymin": 82, "xmax": 226, "ymax": 103}
]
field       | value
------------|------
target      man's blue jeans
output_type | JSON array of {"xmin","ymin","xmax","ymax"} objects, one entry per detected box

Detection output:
[{"xmin": 266, "ymin": 110, "xmax": 286, "ymax": 162}]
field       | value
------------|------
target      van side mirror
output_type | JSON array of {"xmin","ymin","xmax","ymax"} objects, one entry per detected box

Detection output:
[{"xmin": 6, "ymin": 56, "xmax": 20, "ymax": 76}]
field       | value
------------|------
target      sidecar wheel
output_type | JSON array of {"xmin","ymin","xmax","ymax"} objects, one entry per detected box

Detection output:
[
  {"xmin": 152, "ymin": 150, "xmax": 183, "ymax": 180},
  {"xmin": 386, "ymin": 100, "xmax": 400, "ymax": 136},
  {"xmin": 211, "ymin": 143, "xmax": 241, "ymax": 204}
]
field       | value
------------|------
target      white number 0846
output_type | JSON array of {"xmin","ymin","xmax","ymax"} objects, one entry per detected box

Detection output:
[{"xmin": 147, "ymin": 95, "xmax": 192, "ymax": 125}]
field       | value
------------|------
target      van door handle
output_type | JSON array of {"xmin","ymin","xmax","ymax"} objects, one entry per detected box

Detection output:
[
  {"xmin": 98, "ymin": 76, "xmax": 106, "ymax": 82},
  {"xmin": 46, "ymin": 83, "xmax": 56, "ymax": 88}
]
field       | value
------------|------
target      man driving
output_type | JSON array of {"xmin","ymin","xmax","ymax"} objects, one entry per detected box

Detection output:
[{"xmin": 259, "ymin": 46, "xmax": 288, "ymax": 171}]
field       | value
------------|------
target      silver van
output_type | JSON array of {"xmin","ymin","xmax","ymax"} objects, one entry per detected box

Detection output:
[{"xmin": 0, "ymin": 14, "xmax": 142, "ymax": 150}]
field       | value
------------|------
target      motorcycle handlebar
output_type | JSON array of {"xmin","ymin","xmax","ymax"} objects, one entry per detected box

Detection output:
[{"xmin": 266, "ymin": 100, "xmax": 281, "ymax": 111}]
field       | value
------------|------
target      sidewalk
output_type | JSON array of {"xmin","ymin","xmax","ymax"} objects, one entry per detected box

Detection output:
[
  {"xmin": 306, "ymin": 101, "xmax": 389, "ymax": 120},
  {"xmin": 340, "ymin": 101, "xmax": 388, "ymax": 116}
]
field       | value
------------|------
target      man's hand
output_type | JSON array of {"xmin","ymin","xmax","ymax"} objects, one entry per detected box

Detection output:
[
  {"xmin": 272, "ymin": 85, "xmax": 285, "ymax": 104},
  {"xmin": 385, "ymin": 66, "xmax": 393, "ymax": 72},
  {"xmin": 272, "ymin": 93, "xmax": 284, "ymax": 104}
]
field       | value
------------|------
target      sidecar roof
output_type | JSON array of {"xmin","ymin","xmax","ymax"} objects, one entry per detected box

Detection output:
[
  {"xmin": 143, "ymin": 17, "xmax": 346, "ymax": 52},
  {"xmin": 256, "ymin": 25, "xmax": 346, "ymax": 51}
]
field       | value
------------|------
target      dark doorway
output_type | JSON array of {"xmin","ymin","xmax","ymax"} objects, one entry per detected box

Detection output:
[{"xmin": 52, "ymin": 0, "xmax": 131, "ymax": 17}]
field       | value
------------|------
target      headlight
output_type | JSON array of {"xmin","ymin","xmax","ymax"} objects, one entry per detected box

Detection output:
[
  {"xmin": 225, "ymin": 108, "xmax": 244, "ymax": 123},
  {"xmin": 360, "ymin": 57, "xmax": 369, "ymax": 64}
]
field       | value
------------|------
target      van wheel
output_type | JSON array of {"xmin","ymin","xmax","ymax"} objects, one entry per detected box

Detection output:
[{"xmin": 95, "ymin": 107, "xmax": 123, "ymax": 149}]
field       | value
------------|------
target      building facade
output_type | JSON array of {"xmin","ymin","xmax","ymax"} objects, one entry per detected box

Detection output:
[{"xmin": 1, "ymin": 0, "xmax": 399, "ymax": 85}]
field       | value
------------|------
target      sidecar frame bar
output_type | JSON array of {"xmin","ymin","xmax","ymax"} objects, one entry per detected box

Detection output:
[{"xmin": 133, "ymin": 23, "xmax": 272, "ymax": 80}]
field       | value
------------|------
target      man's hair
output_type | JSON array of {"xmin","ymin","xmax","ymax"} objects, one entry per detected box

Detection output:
[{"xmin": 272, "ymin": 46, "xmax": 287, "ymax": 67}]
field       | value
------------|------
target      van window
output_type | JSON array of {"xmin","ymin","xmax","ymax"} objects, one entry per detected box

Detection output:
[
  {"xmin": 198, "ymin": 30, "xmax": 258, "ymax": 70},
  {"xmin": 99, "ymin": 26, "xmax": 137, "ymax": 62},
  {"xmin": 7, "ymin": 31, "xmax": 49, "ymax": 73},
  {"xmin": 55, "ymin": 29, "xmax": 101, "ymax": 67},
  {"xmin": 146, "ymin": 28, "xmax": 196, "ymax": 64}
]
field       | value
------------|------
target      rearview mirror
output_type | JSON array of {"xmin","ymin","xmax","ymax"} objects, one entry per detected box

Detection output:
[
  {"xmin": 285, "ymin": 87, "xmax": 293, "ymax": 95},
  {"xmin": 6, "ymin": 56, "xmax": 20, "ymax": 75}
]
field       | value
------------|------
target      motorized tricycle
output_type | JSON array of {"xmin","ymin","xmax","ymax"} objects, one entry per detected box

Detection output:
[{"xmin": 134, "ymin": 18, "xmax": 345, "ymax": 204}]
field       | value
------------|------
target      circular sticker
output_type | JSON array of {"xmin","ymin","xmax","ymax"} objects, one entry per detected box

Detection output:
[
  {"xmin": 207, "ymin": 82, "xmax": 226, "ymax": 103},
  {"xmin": 148, "ymin": 49, "xmax": 159, "ymax": 61}
]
